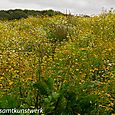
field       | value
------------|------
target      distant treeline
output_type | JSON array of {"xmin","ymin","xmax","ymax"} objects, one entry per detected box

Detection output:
[{"xmin": 0, "ymin": 9, "xmax": 65, "ymax": 20}]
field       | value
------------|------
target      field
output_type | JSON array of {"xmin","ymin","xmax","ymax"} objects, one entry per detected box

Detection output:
[{"xmin": 0, "ymin": 11, "xmax": 115, "ymax": 114}]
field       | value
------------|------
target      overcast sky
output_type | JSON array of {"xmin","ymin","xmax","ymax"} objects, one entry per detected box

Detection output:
[{"xmin": 0, "ymin": 0, "xmax": 115, "ymax": 15}]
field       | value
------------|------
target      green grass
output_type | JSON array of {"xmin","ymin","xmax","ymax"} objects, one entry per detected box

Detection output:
[{"xmin": 0, "ymin": 11, "xmax": 115, "ymax": 114}]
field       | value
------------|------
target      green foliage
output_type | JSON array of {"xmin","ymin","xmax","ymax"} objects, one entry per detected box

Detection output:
[
  {"xmin": 33, "ymin": 77, "xmax": 98, "ymax": 114},
  {"xmin": 46, "ymin": 24, "xmax": 68, "ymax": 43},
  {"xmin": 0, "ymin": 11, "xmax": 10, "ymax": 20},
  {"xmin": 0, "ymin": 95, "xmax": 17, "ymax": 108},
  {"xmin": 0, "ymin": 9, "xmax": 65, "ymax": 20},
  {"xmin": 8, "ymin": 9, "xmax": 28, "ymax": 20}
]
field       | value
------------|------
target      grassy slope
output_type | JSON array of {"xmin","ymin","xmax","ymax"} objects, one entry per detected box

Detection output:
[{"xmin": 0, "ymin": 12, "xmax": 115, "ymax": 114}]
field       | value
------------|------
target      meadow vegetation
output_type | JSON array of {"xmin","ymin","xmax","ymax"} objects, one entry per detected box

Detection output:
[{"xmin": 0, "ymin": 10, "xmax": 115, "ymax": 114}]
